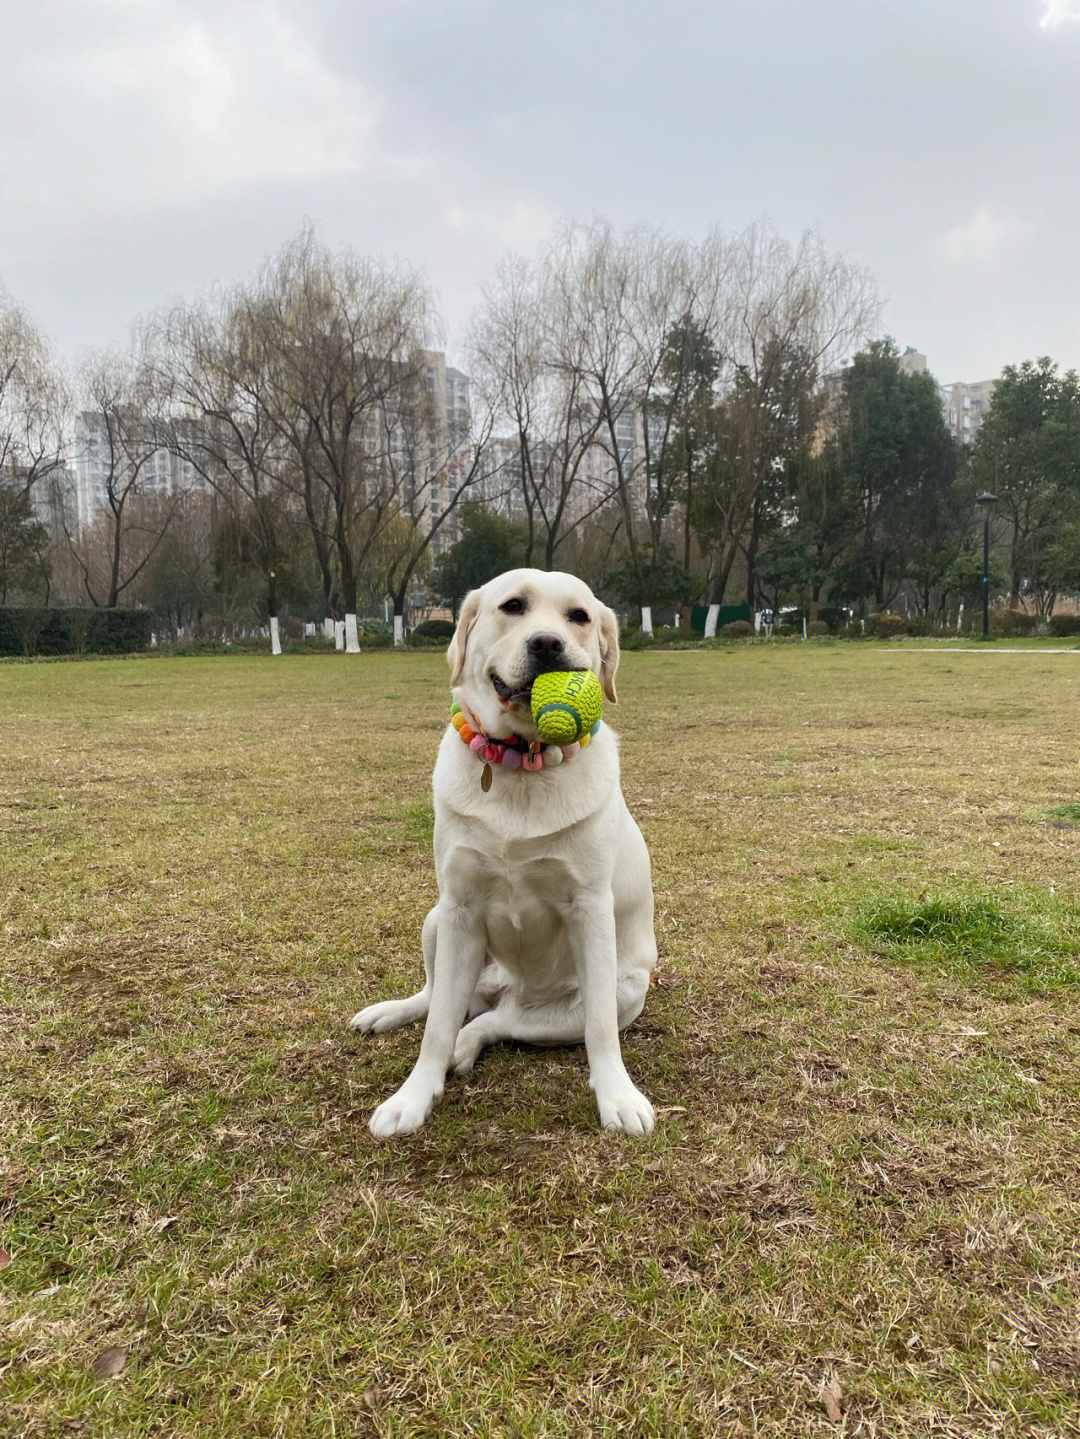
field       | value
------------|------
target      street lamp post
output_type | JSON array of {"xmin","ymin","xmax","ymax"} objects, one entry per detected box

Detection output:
[{"xmin": 976, "ymin": 492, "xmax": 996, "ymax": 637}]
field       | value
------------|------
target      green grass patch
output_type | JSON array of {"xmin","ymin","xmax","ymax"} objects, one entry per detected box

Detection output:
[
  {"xmin": 402, "ymin": 800, "xmax": 435, "ymax": 846},
  {"xmin": 852, "ymin": 886, "xmax": 1080, "ymax": 991},
  {"xmin": 1039, "ymin": 801, "xmax": 1080, "ymax": 827}
]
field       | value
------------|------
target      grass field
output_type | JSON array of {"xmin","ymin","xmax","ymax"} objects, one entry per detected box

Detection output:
[{"xmin": 3, "ymin": 642, "xmax": 1080, "ymax": 1438}]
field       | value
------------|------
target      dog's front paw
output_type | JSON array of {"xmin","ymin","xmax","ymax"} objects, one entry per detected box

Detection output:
[
  {"xmin": 594, "ymin": 1079, "xmax": 655, "ymax": 1137},
  {"xmin": 368, "ymin": 1081, "xmax": 440, "ymax": 1138}
]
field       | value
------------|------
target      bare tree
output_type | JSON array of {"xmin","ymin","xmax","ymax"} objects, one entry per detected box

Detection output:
[
  {"xmin": 0, "ymin": 284, "xmax": 66, "ymax": 491},
  {"xmin": 469, "ymin": 253, "xmax": 612, "ymax": 571},
  {"xmin": 257, "ymin": 228, "xmax": 436, "ymax": 653},
  {"xmin": 543, "ymin": 223, "xmax": 698, "ymax": 630},
  {"xmin": 65, "ymin": 349, "xmax": 177, "ymax": 608},
  {"xmin": 0, "ymin": 284, "xmax": 67, "ymax": 601},
  {"xmin": 149, "ymin": 295, "xmax": 293, "ymax": 652},
  {"xmin": 379, "ymin": 380, "xmax": 495, "ymax": 644},
  {"xmin": 695, "ymin": 223, "xmax": 880, "ymax": 633}
]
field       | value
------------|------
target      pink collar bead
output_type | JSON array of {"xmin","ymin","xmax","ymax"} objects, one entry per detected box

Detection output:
[{"xmin": 449, "ymin": 695, "xmax": 593, "ymax": 781}]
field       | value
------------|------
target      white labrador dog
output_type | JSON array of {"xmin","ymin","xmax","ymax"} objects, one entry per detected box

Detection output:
[{"xmin": 351, "ymin": 568, "xmax": 657, "ymax": 1137}]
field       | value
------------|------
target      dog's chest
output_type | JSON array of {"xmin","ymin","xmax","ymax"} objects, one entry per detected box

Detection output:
[{"xmin": 476, "ymin": 849, "xmax": 578, "ymax": 974}]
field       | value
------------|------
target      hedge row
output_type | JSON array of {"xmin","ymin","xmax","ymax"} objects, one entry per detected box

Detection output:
[{"xmin": 0, "ymin": 608, "xmax": 153, "ymax": 657}]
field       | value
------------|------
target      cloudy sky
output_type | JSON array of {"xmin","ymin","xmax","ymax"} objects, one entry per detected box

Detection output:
[{"xmin": 3, "ymin": 0, "xmax": 1079, "ymax": 385}]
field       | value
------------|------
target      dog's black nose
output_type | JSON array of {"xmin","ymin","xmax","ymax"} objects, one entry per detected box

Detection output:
[{"xmin": 526, "ymin": 631, "xmax": 566, "ymax": 665}]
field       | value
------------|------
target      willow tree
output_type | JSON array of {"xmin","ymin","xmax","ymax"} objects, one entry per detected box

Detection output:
[
  {"xmin": 469, "ymin": 252, "xmax": 610, "ymax": 571},
  {"xmin": 66, "ymin": 349, "xmax": 178, "ymax": 609},
  {"xmin": 0, "ymin": 284, "xmax": 66, "ymax": 599},
  {"xmin": 257, "ymin": 228, "xmax": 436, "ymax": 653},
  {"xmin": 150, "ymin": 296, "xmax": 291, "ymax": 651}
]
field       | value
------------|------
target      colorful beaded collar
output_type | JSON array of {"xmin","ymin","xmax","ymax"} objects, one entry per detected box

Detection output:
[{"xmin": 450, "ymin": 697, "xmax": 599, "ymax": 790}]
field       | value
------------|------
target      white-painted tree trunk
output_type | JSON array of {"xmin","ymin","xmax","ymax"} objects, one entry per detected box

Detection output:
[
  {"xmin": 640, "ymin": 605, "xmax": 653, "ymax": 636},
  {"xmin": 335, "ymin": 621, "xmax": 345, "ymax": 650},
  {"xmin": 323, "ymin": 617, "xmax": 335, "ymax": 641},
  {"xmin": 344, "ymin": 613, "xmax": 360, "ymax": 653},
  {"xmin": 703, "ymin": 603, "xmax": 720, "ymax": 638},
  {"xmin": 270, "ymin": 616, "xmax": 282, "ymax": 655},
  {"xmin": 956, "ymin": 602, "xmax": 964, "ymax": 633},
  {"xmin": 393, "ymin": 613, "xmax": 404, "ymax": 647},
  {"xmin": 802, "ymin": 617, "xmax": 808, "ymax": 640}
]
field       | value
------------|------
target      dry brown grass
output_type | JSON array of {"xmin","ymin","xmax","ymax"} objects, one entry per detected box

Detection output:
[{"xmin": 2, "ymin": 643, "xmax": 1080, "ymax": 1437}]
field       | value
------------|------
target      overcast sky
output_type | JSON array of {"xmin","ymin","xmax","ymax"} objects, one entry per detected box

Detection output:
[{"xmin": 3, "ymin": 0, "xmax": 1079, "ymax": 386}]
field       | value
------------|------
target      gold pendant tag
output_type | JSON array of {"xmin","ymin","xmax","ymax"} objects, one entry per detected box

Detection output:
[{"xmin": 480, "ymin": 762, "xmax": 493, "ymax": 792}]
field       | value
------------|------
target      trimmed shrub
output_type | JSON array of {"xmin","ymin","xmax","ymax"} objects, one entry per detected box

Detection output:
[
  {"xmin": 1050, "ymin": 614, "xmax": 1080, "ymax": 638},
  {"xmin": 865, "ymin": 612, "xmax": 906, "ymax": 639},
  {"xmin": 720, "ymin": 620, "xmax": 754, "ymax": 639},
  {"xmin": 411, "ymin": 619, "xmax": 455, "ymax": 641},
  {"xmin": 999, "ymin": 609, "xmax": 1038, "ymax": 637},
  {"xmin": 619, "ymin": 628, "xmax": 653, "ymax": 650},
  {"xmin": 0, "ymin": 608, "xmax": 152, "ymax": 658},
  {"xmin": 807, "ymin": 620, "xmax": 830, "ymax": 637}
]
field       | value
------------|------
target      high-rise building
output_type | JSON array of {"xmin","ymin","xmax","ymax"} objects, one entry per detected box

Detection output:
[
  {"xmin": 67, "ymin": 411, "xmax": 208, "ymax": 533},
  {"xmin": 444, "ymin": 366, "xmax": 471, "ymax": 448},
  {"xmin": 940, "ymin": 378, "xmax": 997, "ymax": 446}
]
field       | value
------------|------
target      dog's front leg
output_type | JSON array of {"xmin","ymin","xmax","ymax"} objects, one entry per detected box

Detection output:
[
  {"xmin": 569, "ymin": 891, "xmax": 655, "ymax": 1136},
  {"xmin": 368, "ymin": 901, "xmax": 485, "ymax": 1138}
]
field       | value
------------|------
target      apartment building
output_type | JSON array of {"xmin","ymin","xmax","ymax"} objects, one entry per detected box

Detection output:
[
  {"xmin": 68, "ymin": 411, "xmax": 206, "ymax": 533},
  {"xmin": 897, "ymin": 346, "xmax": 998, "ymax": 445},
  {"xmin": 899, "ymin": 347, "xmax": 928, "ymax": 376},
  {"xmin": 940, "ymin": 377, "xmax": 997, "ymax": 446}
]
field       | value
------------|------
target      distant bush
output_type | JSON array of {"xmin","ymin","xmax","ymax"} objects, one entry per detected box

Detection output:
[
  {"xmin": 720, "ymin": 620, "xmax": 754, "ymax": 639},
  {"xmin": 411, "ymin": 619, "xmax": 455, "ymax": 641},
  {"xmin": 903, "ymin": 616, "xmax": 946, "ymax": 637},
  {"xmin": 807, "ymin": 620, "xmax": 830, "ymax": 638},
  {"xmin": 998, "ymin": 609, "xmax": 1038, "ymax": 637},
  {"xmin": 619, "ymin": 628, "xmax": 654, "ymax": 650},
  {"xmin": 358, "ymin": 630, "xmax": 393, "ymax": 649},
  {"xmin": 1050, "ymin": 614, "xmax": 1080, "ymax": 637},
  {"xmin": 865, "ymin": 612, "xmax": 906, "ymax": 639},
  {"xmin": 0, "ymin": 607, "xmax": 152, "ymax": 658},
  {"xmin": 817, "ymin": 606, "xmax": 849, "ymax": 632}
]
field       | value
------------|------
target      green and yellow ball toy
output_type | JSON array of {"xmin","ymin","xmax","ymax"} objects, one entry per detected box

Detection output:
[{"xmin": 531, "ymin": 669, "xmax": 604, "ymax": 745}]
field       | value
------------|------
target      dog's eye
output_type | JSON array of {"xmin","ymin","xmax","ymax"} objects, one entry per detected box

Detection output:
[
  {"xmin": 568, "ymin": 608, "xmax": 590, "ymax": 625},
  {"xmin": 499, "ymin": 597, "xmax": 525, "ymax": 615}
]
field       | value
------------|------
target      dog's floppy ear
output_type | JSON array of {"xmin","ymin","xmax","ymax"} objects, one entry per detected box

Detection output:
[
  {"xmin": 598, "ymin": 603, "xmax": 619, "ymax": 703},
  {"xmin": 447, "ymin": 589, "xmax": 482, "ymax": 686}
]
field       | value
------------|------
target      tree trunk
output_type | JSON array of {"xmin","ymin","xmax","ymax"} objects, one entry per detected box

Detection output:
[
  {"xmin": 108, "ymin": 501, "xmax": 123, "ymax": 608},
  {"xmin": 744, "ymin": 497, "xmax": 763, "ymax": 611},
  {"xmin": 640, "ymin": 604, "xmax": 654, "ymax": 636},
  {"xmin": 344, "ymin": 613, "xmax": 360, "ymax": 653},
  {"xmin": 267, "ymin": 570, "xmax": 281, "ymax": 656},
  {"xmin": 703, "ymin": 603, "xmax": 720, "ymax": 638},
  {"xmin": 682, "ymin": 447, "xmax": 693, "ymax": 606},
  {"xmin": 393, "ymin": 611, "xmax": 404, "ymax": 646}
]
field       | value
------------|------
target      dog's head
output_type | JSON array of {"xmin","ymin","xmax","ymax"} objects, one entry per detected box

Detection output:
[{"xmin": 447, "ymin": 568, "xmax": 620, "ymax": 740}]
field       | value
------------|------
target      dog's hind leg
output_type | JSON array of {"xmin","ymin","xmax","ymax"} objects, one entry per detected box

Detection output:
[
  {"xmin": 349, "ymin": 906, "xmax": 436, "ymax": 1033},
  {"xmin": 453, "ymin": 973, "xmax": 648, "ymax": 1073},
  {"xmin": 451, "ymin": 994, "xmax": 585, "ymax": 1074}
]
